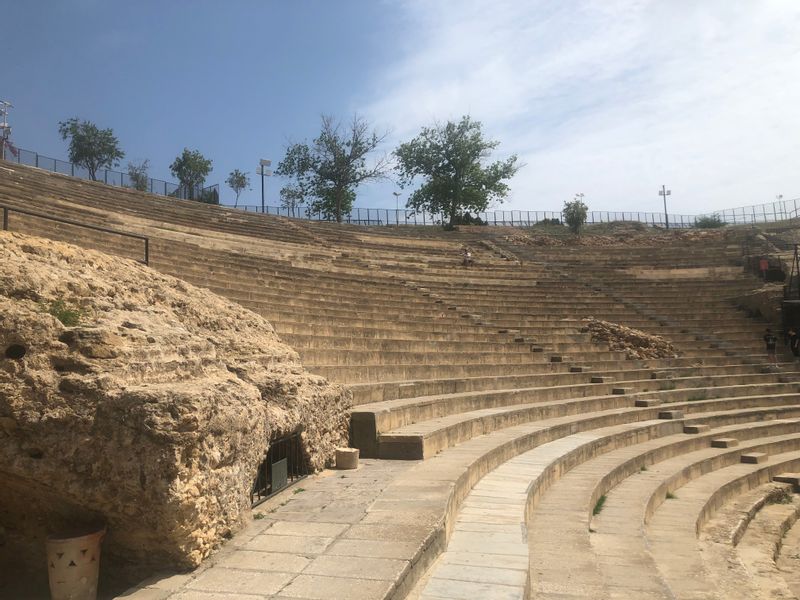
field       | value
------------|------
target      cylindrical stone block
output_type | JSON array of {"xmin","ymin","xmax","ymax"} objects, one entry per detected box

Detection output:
[{"xmin": 336, "ymin": 447, "xmax": 359, "ymax": 470}]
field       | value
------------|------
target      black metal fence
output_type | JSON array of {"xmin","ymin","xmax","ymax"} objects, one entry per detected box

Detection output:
[
  {"xmin": 250, "ymin": 432, "xmax": 308, "ymax": 507},
  {"xmin": 227, "ymin": 196, "xmax": 800, "ymax": 229},
  {"xmin": 227, "ymin": 205, "xmax": 710, "ymax": 228},
  {"xmin": 6, "ymin": 147, "xmax": 219, "ymax": 202}
]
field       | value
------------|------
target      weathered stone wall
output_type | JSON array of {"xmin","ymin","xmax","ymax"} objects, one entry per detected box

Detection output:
[{"xmin": 0, "ymin": 232, "xmax": 351, "ymax": 569}]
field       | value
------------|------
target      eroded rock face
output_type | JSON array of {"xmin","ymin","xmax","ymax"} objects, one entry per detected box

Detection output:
[{"xmin": 0, "ymin": 232, "xmax": 351, "ymax": 569}]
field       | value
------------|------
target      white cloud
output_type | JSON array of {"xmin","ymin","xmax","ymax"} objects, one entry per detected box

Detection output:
[{"xmin": 360, "ymin": 0, "xmax": 800, "ymax": 215}]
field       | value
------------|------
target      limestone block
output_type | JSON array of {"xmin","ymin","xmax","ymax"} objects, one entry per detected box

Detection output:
[
  {"xmin": 773, "ymin": 473, "xmax": 800, "ymax": 488},
  {"xmin": 711, "ymin": 438, "xmax": 739, "ymax": 448},
  {"xmin": 658, "ymin": 410, "xmax": 684, "ymax": 420},
  {"xmin": 336, "ymin": 448, "xmax": 360, "ymax": 470},
  {"xmin": 740, "ymin": 452, "xmax": 768, "ymax": 464},
  {"xmin": 683, "ymin": 424, "xmax": 710, "ymax": 434},
  {"xmin": 635, "ymin": 398, "xmax": 661, "ymax": 407}
]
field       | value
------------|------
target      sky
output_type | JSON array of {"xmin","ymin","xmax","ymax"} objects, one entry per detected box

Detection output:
[{"xmin": 3, "ymin": 0, "xmax": 800, "ymax": 216}]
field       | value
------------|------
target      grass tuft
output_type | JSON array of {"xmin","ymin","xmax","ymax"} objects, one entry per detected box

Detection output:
[{"xmin": 593, "ymin": 495, "xmax": 607, "ymax": 515}]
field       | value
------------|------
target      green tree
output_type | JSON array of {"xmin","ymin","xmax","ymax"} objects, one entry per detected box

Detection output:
[
  {"xmin": 127, "ymin": 159, "xmax": 150, "ymax": 192},
  {"xmin": 563, "ymin": 197, "xmax": 588, "ymax": 234},
  {"xmin": 275, "ymin": 115, "xmax": 389, "ymax": 222},
  {"xmin": 58, "ymin": 117, "xmax": 124, "ymax": 181},
  {"xmin": 170, "ymin": 148, "xmax": 212, "ymax": 201},
  {"xmin": 226, "ymin": 169, "xmax": 250, "ymax": 207},
  {"xmin": 394, "ymin": 116, "xmax": 520, "ymax": 228}
]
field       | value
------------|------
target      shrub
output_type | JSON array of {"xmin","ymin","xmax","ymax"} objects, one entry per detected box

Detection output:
[
  {"xmin": 127, "ymin": 159, "xmax": 150, "ymax": 192},
  {"xmin": 537, "ymin": 217, "xmax": 562, "ymax": 226},
  {"xmin": 563, "ymin": 199, "xmax": 588, "ymax": 234},
  {"xmin": 694, "ymin": 215, "xmax": 726, "ymax": 229},
  {"xmin": 451, "ymin": 212, "xmax": 487, "ymax": 226},
  {"xmin": 44, "ymin": 299, "xmax": 81, "ymax": 326}
]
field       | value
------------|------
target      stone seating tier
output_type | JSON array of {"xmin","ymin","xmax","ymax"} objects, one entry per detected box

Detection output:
[{"xmin": 5, "ymin": 161, "xmax": 799, "ymax": 600}]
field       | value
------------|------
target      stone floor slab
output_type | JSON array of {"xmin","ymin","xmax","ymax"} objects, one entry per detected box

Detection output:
[{"xmin": 185, "ymin": 567, "xmax": 294, "ymax": 595}]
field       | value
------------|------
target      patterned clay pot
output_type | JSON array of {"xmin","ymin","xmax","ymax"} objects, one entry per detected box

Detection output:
[{"xmin": 46, "ymin": 525, "xmax": 106, "ymax": 600}]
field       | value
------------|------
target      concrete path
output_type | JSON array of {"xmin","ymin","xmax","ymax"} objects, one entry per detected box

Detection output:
[{"xmin": 120, "ymin": 459, "xmax": 417, "ymax": 600}]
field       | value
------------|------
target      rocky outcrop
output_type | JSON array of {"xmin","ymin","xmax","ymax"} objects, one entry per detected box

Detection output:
[
  {"xmin": 734, "ymin": 283, "xmax": 784, "ymax": 324},
  {"xmin": 0, "ymin": 232, "xmax": 351, "ymax": 569},
  {"xmin": 583, "ymin": 317, "xmax": 680, "ymax": 360}
]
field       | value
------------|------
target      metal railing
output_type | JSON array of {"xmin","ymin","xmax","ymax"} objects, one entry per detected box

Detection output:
[
  {"xmin": 250, "ymin": 432, "xmax": 308, "ymax": 507},
  {"xmin": 227, "ymin": 204, "xmax": 702, "ymax": 228},
  {"xmin": 1, "ymin": 203, "xmax": 150, "ymax": 265},
  {"xmin": 5, "ymin": 147, "xmax": 219, "ymax": 202},
  {"xmin": 225, "ymin": 198, "xmax": 800, "ymax": 229}
]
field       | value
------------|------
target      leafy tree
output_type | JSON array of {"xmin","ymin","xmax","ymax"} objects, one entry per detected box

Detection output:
[
  {"xmin": 275, "ymin": 115, "xmax": 390, "ymax": 222},
  {"xmin": 127, "ymin": 159, "xmax": 150, "ymax": 192},
  {"xmin": 58, "ymin": 117, "xmax": 124, "ymax": 181},
  {"xmin": 394, "ymin": 116, "xmax": 520, "ymax": 228},
  {"xmin": 563, "ymin": 197, "xmax": 588, "ymax": 234},
  {"xmin": 170, "ymin": 148, "xmax": 212, "ymax": 201},
  {"xmin": 226, "ymin": 169, "xmax": 250, "ymax": 207},
  {"xmin": 279, "ymin": 184, "xmax": 306, "ymax": 216}
]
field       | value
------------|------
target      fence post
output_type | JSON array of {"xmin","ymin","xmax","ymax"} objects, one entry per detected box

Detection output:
[
  {"xmin": 2, "ymin": 207, "xmax": 8, "ymax": 230},
  {"xmin": 144, "ymin": 238, "xmax": 149, "ymax": 266},
  {"xmin": 35, "ymin": 153, "xmax": 39, "ymax": 168}
]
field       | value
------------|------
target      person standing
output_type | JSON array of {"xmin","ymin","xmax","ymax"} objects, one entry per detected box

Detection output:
[
  {"xmin": 764, "ymin": 328, "xmax": 778, "ymax": 366},
  {"xmin": 788, "ymin": 328, "xmax": 800, "ymax": 363}
]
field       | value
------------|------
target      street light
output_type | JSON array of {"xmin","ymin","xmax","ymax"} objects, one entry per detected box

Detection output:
[
  {"xmin": 0, "ymin": 100, "xmax": 12, "ymax": 162},
  {"xmin": 659, "ymin": 185, "xmax": 671, "ymax": 229},
  {"xmin": 258, "ymin": 159, "xmax": 271, "ymax": 214}
]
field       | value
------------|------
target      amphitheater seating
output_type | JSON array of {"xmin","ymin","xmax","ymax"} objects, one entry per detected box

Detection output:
[{"xmin": 3, "ymin": 161, "xmax": 800, "ymax": 599}]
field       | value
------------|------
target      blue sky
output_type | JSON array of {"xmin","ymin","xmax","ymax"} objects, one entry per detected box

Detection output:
[{"xmin": 3, "ymin": 1, "xmax": 800, "ymax": 215}]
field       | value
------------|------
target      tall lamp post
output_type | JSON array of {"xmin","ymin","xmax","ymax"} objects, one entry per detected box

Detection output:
[
  {"xmin": 0, "ymin": 100, "xmax": 12, "ymax": 162},
  {"xmin": 258, "ymin": 159, "xmax": 271, "ymax": 214},
  {"xmin": 659, "ymin": 185, "xmax": 671, "ymax": 229}
]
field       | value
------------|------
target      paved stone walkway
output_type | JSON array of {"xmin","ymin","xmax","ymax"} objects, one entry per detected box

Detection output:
[
  {"xmin": 414, "ymin": 435, "xmax": 593, "ymax": 600},
  {"xmin": 121, "ymin": 459, "xmax": 416, "ymax": 600}
]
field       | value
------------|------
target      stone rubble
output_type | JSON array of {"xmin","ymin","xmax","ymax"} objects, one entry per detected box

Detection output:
[{"xmin": 583, "ymin": 317, "xmax": 680, "ymax": 360}]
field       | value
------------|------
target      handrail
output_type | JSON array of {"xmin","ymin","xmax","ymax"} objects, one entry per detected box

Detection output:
[{"xmin": 1, "ymin": 204, "xmax": 150, "ymax": 265}]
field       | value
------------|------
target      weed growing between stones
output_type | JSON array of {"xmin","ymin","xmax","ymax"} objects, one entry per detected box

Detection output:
[
  {"xmin": 593, "ymin": 495, "xmax": 607, "ymax": 515},
  {"xmin": 666, "ymin": 491, "xmax": 677, "ymax": 500},
  {"xmin": 43, "ymin": 298, "xmax": 82, "ymax": 326},
  {"xmin": 767, "ymin": 487, "xmax": 794, "ymax": 505}
]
